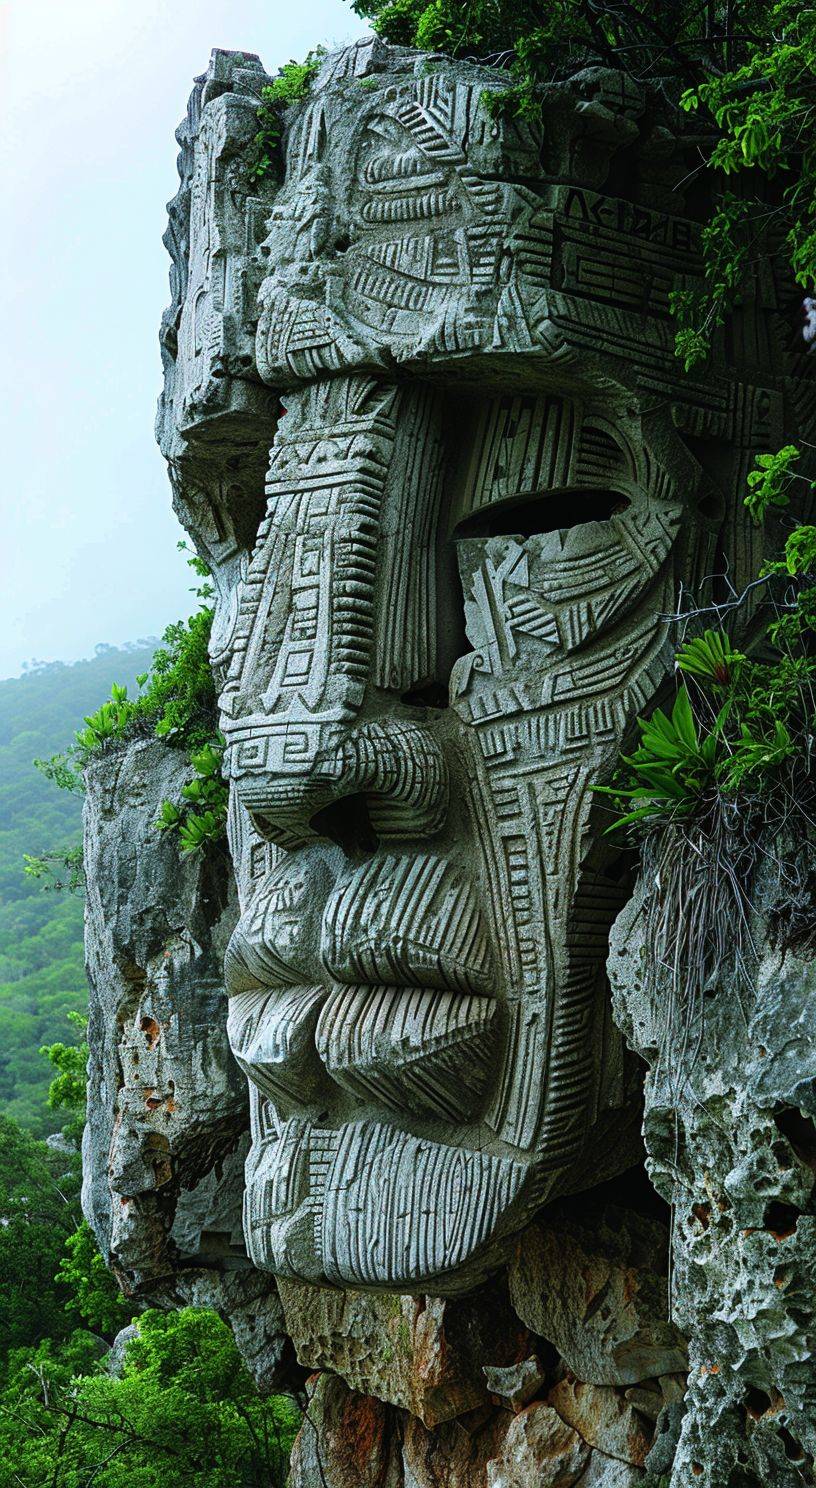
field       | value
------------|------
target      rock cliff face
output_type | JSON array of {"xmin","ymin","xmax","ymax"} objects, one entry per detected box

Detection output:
[
  {"xmin": 80, "ymin": 33, "xmax": 816, "ymax": 1488},
  {"xmin": 82, "ymin": 738, "xmax": 292, "ymax": 1387}
]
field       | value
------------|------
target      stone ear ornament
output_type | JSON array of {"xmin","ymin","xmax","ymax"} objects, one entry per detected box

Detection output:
[{"xmin": 154, "ymin": 44, "xmax": 813, "ymax": 1293}]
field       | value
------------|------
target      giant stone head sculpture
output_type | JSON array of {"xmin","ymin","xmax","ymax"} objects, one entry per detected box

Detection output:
[{"xmin": 157, "ymin": 39, "xmax": 804, "ymax": 1292}]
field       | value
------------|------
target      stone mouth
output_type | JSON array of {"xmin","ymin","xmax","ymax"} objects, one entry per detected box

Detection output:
[{"xmin": 227, "ymin": 978, "xmax": 500, "ymax": 1126}]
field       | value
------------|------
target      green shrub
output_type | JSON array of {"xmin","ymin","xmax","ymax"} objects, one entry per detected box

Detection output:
[
  {"xmin": 247, "ymin": 50, "xmax": 326, "ymax": 182},
  {"xmin": 156, "ymin": 739, "xmax": 228, "ymax": 855}
]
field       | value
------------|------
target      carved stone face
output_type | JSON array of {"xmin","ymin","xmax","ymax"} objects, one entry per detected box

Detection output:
[{"xmin": 158, "ymin": 42, "xmax": 800, "ymax": 1291}]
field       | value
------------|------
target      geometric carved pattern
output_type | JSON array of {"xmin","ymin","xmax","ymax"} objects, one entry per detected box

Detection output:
[
  {"xmin": 323, "ymin": 855, "xmax": 492, "ymax": 993},
  {"xmin": 315, "ymin": 983, "xmax": 497, "ymax": 1120},
  {"xmin": 157, "ymin": 41, "xmax": 812, "ymax": 1292}
]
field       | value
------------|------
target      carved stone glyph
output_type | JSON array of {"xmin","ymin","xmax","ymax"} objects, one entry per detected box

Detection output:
[{"xmin": 156, "ymin": 40, "xmax": 807, "ymax": 1295}]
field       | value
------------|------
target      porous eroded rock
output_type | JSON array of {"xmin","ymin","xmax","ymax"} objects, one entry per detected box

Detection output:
[
  {"xmin": 507, "ymin": 1204, "xmax": 686, "ymax": 1386},
  {"xmin": 609, "ymin": 862, "xmax": 816, "ymax": 1485},
  {"xmin": 277, "ymin": 1277, "xmax": 530, "ymax": 1424}
]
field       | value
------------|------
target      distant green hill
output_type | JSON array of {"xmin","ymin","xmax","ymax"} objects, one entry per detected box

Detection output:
[{"xmin": 0, "ymin": 645, "xmax": 157, "ymax": 1133}]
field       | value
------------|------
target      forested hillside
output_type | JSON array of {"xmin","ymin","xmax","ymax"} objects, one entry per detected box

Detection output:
[{"xmin": 0, "ymin": 645, "xmax": 156, "ymax": 1132}]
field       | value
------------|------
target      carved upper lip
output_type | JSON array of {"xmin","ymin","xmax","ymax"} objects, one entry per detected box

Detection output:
[{"xmin": 225, "ymin": 852, "xmax": 494, "ymax": 1000}]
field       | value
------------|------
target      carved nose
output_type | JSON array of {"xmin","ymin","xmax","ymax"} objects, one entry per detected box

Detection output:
[{"xmin": 224, "ymin": 718, "xmax": 449, "ymax": 848}]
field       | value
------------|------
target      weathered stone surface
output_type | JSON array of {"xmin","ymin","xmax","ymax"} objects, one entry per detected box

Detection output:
[
  {"xmin": 83, "ymin": 738, "xmax": 242, "ymax": 1289},
  {"xmin": 288, "ymin": 1373, "xmax": 402, "ymax": 1488},
  {"xmin": 105, "ymin": 1323, "xmax": 140, "ymax": 1377},
  {"xmin": 403, "ymin": 1409, "xmax": 510, "ymax": 1488},
  {"xmin": 484, "ymin": 1356, "xmax": 547, "ymax": 1411},
  {"xmin": 277, "ymin": 1277, "xmax": 530, "ymax": 1424},
  {"xmin": 548, "ymin": 1377, "xmax": 652, "ymax": 1467},
  {"xmin": 574, "ymin": 1454, "xmax": 645, "ymax": 1487},
  {"xmin": 76, "ymin": 24, "xmax": 816, "ymax": 1488},
  {"xmin": 609, "ymin": 861, "xmax": 816, "ymax": 1485},
  {"xmin": 485, "ymin": 1402, "xmax": 590, "ymax": 1487},
  {"xmin": 154, "ymin": 38, "xmax": 812, "ymax": 1297},
  {"xmin": 507, "ymin": 1205, "xmax": 686, "ymax": 1386},
  {"xmin": 81, "ymin": 737, "xmax": 291, "ymax": 1387},
  {"xmin": 287, "ymin": 1372, "xmax": 654, "ymax": 1488}
]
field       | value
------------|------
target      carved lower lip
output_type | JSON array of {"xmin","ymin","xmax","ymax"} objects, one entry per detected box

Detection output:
[
  {"xmin": 243, "ymin": 1114, "xmax": 527, "ymax": 1290},
  {"xmin": 315, "ymin": 982, "xmax": 497, "ymax": 1122},
  {"xmin": 227, "ymin": 980, "xmax": 499, "ymax": 1124}
]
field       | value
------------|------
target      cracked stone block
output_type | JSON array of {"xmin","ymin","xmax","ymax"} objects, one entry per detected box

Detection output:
[
  {"xmin": 485, "ymin": 1402, "xmax": 590, "ymax": 1487},
  {"xmin": 484, "ymin": 1356, "xmax": 548, "ymax": 1411},
  {"xmin": 277, "ymin": 1278, "xmax": 531, "ymax": 1425},
  {"xmin": 547, "ymin": 1377, "xmax": 653, "ymax": 1468},
  {"xmin": 507, "ymin": 1204, "xmax": 686, "ymax": 1387}
]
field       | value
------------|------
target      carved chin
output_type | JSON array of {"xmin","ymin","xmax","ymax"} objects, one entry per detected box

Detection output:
[{"xmin": 242, "ymin": 1116, "xmax": 527, "ymax": 1290}]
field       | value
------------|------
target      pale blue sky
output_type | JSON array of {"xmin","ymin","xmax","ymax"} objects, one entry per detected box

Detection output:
[{"xmin": 0, "ymin": 0, "xmax": 369, "ymax": 679}]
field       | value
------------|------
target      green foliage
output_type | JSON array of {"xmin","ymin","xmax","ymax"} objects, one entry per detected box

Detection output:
[
  {"xmin": 41, "ymin": 1011, "xmax": 88, "ymax": 1145},
  {"xmin": 0, "ymin": 645, "xmax": 155, "ymax": 1132},
  {"xmin": 0, "ymin": 1310, "xmax": 299, "ymax": 1488},
  {"xmin": 782, "ymin": 524, "xmax": 816, "ymax": 576},
  {"xmin": 669, "ymin": 195, "xmax": 753, "ymax": 369},
  {"xmin": 156, "ymin": 739, "xmax": 228, "ymax": 855},
  {"xmin": 675, "ymin": 2, "xmax": 816, "ymax": 365},
  {"xmin": 0, "ymin": 1113, "xmax": 82, "ymax": 1355},
  {"xmin": 23, "ymin": 842, "xmax": 84, "ymax": 893},
  {"xmin": 674, "ymin": 628, "xmax": 744, "ymax": 686},
  {"xmin": 247, "ymin": 50, "xmax": 326, "ymax": 182},
  {"xmin": 744, "ymin": 444, "xmax": 806, "ymax": 523},
  {"xmin": 56, "ymin": 1221, "xmax": 131, "ymax": 1337},
  {"xmin": 66, "ymin": 606, "xmax": 216, "ymax": 765},
  {"xmin": 601, "ymin": 464, "xmax": 816, "ymax": 834},
  {"xmin": 595, "ymin": 685, "xmax": 728, "ymax": 831},
  {"xmin": 0, "ymin": 1038, "xmax": 299, "ymax": 1483},
  {"xmin": 352, "ymin": 2, "xmax": 771, "ymax": 123}
]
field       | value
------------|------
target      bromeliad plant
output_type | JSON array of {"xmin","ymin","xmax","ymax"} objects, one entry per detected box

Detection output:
[
  {"xmin": 155, "ymin": 739, "xmax": 228, "ymax": 855},
  {"xmin": 598, "ymin": 622, "xmax": 811, "ymax": 833},
  {"xmin": 597, "ymin": 463, "xmax": 816, "ymax": 1089}
]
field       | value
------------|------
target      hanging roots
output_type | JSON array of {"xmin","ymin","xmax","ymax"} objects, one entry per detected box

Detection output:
[{"xmin": 640, "ymin": 793, "xmax": 759, "ymax": 1099}]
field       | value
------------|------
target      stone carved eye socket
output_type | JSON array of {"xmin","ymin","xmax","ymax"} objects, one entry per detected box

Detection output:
[{"xmin": 453, "ymin": 488, "xmax": 631, "ymax": 540}]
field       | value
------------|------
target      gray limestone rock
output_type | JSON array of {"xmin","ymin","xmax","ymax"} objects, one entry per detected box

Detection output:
[
  {"xmin": 484, "ymin": 1356, "xmax": 548, "ymax": 1411},
  {"xmin": 507, "ymin": 1205, "xmax": 687, "ymax": 1386},
  {"xmin": 609, "ymin": 858, "xmax": 816, "ymax": 1486},
  {"xmin": 81, "ymin": 736, "xmax": 291, "ymax": 1387},
  {"xmin": 105, "ymin": 1323, "xmax": 140, "ymax": 1378},
  {"xmin": 276, "ymin": 1277, "xmax": 530, "ymax": 1425}
]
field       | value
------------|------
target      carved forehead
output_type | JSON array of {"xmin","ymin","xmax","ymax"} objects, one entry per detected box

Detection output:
[{"xmin": 258, "ymin": 49, "xmax": 780, "ymax": 415}]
